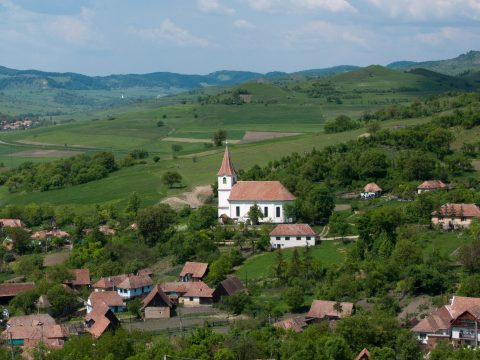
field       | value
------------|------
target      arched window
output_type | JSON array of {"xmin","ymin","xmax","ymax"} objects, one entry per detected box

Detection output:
[{"xmin": 223, "ymin": 177, "xmax": 227, "ymax": 184}]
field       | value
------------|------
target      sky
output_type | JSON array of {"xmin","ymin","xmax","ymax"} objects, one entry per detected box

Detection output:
[{"xmin": 0, "ymin": 0, "xmax": 479, "ymax": 75}]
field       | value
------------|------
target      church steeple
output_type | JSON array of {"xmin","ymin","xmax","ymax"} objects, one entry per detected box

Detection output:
[{"xmin": 217, "ymin": 145, "xmax": 236, "ymax": 177}]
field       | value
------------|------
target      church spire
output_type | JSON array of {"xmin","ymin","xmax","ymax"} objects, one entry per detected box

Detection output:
[{"xmin": 217, "ymin": 144, "xmax": 236, "ymax": 176}]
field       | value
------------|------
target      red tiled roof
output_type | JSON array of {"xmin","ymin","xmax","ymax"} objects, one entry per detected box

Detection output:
[
  {"xmin": 141, "ymin": 285, "xmax": 172, "ymax": 310},
  {"xmin": 93, "ymin": 274, "xmax": 128, "ymax": 289},
  {"xmin": 418, "ymin": 180, "xmax": 446, "ymax": 190},
  {"xmin": 0, "ymin": 282, "xmax": 35, "ymax": 297},
  {"xmin": 117, "ymin": 275, "xmax": 152, "ymax": 289},
  {"xmin": 270, "ymin": 224, "xmax": 316, "ymax": 236},
  {"xmin": 355, "ymin": 348, "xmax": 371, "ymax": 360},
  {"xmin": 363, "ymin": 183, "xmax": 382, "ymax": 193},
  {"xmin": 217, "ymin": 276, "xmax": 246, "ymax": 296},
  {"xmin": 307, "ymin": 300, "xmax": 354, "ymax": 319},
  {"xmin": 411, "ymin": 306, "xmax": 452, "ymax": 333},
  {"xmin": 432, "ymin": 204, "xmax": 480, "ymax": 218},
  {"xmin": 88, "ymin": 291, "xmax": 124, "ymax": 308},
  {"xmin": 7, "ymin": 314, "xmax": 55, "ymax": 327},
  {"xmin": 31, "ymin": 229, "xmax": 70, "ymax": 240},
  {"xmin": 180, "ymin": 262, "xmax": 209, "ymax": 278},
  {"xmin": 85, "ymin": 301, "xmax": 116, "ymax": 338},
  {"xmin": 217, "ymin": 147, "xmax": 236, "ymax": 176},
  {"xmin": 274, "ymin": 316, "xmax": 308, "ymax": 332},
  {"xmin": 138, "ymin": 268, "xmax": 153, "ymax": 277},
  {"xmin": 0, "ymin": 219, "xmax": 25, "ymax": 228},
  {"xmin": 447, "ymin": 296, "xmax": 480, "ymax": 318},
  {"xmin": 161, "ymin": 281, "xmax": 214, "ymax": 298},
  {"xmin": 3, "ymin": 314, "xmax": 68, "ymax": 344},
  {"xmin": 229, "ymin": 181, "xmax": 295, "ymax": 201},
  {"xmin": 72, "ymin": 269, "xmax": 90, "ymax": 286}
]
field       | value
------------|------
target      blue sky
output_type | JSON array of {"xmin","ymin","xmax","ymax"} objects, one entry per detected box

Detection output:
[{"xmin": 0, "ymin": 0, "xmax": 479, "ymax": 75}]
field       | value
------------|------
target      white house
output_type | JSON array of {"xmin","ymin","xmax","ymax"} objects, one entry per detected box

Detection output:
[
  {"xmin": 116, "ymin": 275, "xmax": 153, "ymax": 300},
  {"xmin": 269, "ymin": 224, "xmax": 317, "ymax": 249},
  {"xmin": 217, "ymin": 147, "xmax": 295, "ymax": 223}
]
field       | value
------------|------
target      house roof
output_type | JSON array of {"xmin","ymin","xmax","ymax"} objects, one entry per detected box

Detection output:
[
  {"xmin": 274, "ymin": 316, "xmax": 308, "ymax": 332},
  {"xmin": 31, "ymin": 229, "xmax": 70, "ymax": 240},
  {"xmin": 85, "ymin": 301, "xmax": 116, "ymax": 338},
  {"xmin": 446, "ymin": 296, "xmax": 480, "ymax": 318},
  {"xmin": 3, "ymin": 324, "xmax": 68, "ymax": 342},
  {"xmin": 432, "ymin": 204, "xmax": 480, "ymax": 218},
  {"xmin": 355, "ymin": 348, "xmax": 371, "ymax": 360},
  {"xmin": 270, "ymin": 223, "xmax": 316, "ymax": 237},
  {"xmin": 307, "ymin": 300, "xmax": 354, "ymax": 319},
  {"xmin": 0, "ymin": 219, "xmax": 25, "ymax": 228},
  {"xmin": 0, "ymin": 282, "xmax": 35, "ymax": 298},
  {"xmin": 7, "ymin": 314, "xmax": 56, "ymax": 327},
  {"xmin": 411, "ymin": 306, "xmax": 452, "ymax": 333},
  {"xmin": 217, "ymin": 276, "xmax": 246, "ymax": 296},
  {"xmin": 141, "ymin": 285, "xmax": 172, "ymax": 310},
  {"xmin": 180, "ymin": 262, "xmax": 209, "ymax": 278},
  {"xmin": 161, "ymin": 281, "xmax": 214, "ymax": 298},
  {"xmin": 137, "ymin": 268, "xmax": 153, "ymax": 277},
  {"xmin": 72, "ymin": 269, "xmax": 91, "ymax": 286},
  {"xmin": 418, "ymin": 180, "xmax": 446, "ymax": 190},
  {"xmin": 93, "ymin": 274, "xmax": 128, "ymax": 289},
  {"xmin": 88, "ymin": 291, "xmax": 124, "ymax": 308},
  {"xmin": 117, "ymin": 275, "xmax": 152, "ymax": 289},
  {"xmin": 229, "ymin": 181, "xmax": 295, "ymax": 202},
  {"xmin": 217, "ymin": 146, "xmax": 236, "ymax": 177},
  {"xmin": 363, "ymin": 182, "xmax": 382, "ymax": 193}
]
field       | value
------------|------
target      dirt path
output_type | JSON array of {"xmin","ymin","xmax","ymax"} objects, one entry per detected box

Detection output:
[
  {"xmin": 240, "ymin": 131, "xmax": 301, "ymax": 143},
  {"xmin": 161, "ymin": 185, "xmax": 213, "ymax": 209}
]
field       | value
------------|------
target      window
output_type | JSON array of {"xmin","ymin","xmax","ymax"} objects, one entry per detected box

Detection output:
[
  {"xmin": 461, "ymin": 217, "xmax": 467, "ymax": 222},
  {"xmin": 276, "ymin": 236, "xmax": 280, "ymax": 241},
  {"xmin": 264, "ymin": 207, "xmax": 268, "ymax": 217},
  {"xmin": 296, "ymin": 236, "xmax": 301, "ymax": 240},
  {"xmin": 189, "ymin": 297, "xmax": 194, "ymax": 301},
  {"xmin": 276, "ymin": 206, "xmax": 281, "ymax": 217},
  {"xmin": 223, "ymin": 177, "xmax": 227, "ymax": 184},
  {"xmin": 306, "ymin": 236, "xmax": 311, "ymax": 240},
  {"xmin": 285, "ymin": 237, "xmax": 290, "ymax": 240},
  {"xmin": 236, "ymin": 206, "xmax": 240, "ymax": 217}
]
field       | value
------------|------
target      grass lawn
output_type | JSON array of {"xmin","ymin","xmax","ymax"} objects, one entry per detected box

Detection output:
[{"xmin": 418, "ymin": 229, "xmax": 472, "ymax": 257}]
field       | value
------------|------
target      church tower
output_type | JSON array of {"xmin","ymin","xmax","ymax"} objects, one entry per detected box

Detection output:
[{"xmin": 217, "ymin": 145, "xmax": 236, "ymax": 218}]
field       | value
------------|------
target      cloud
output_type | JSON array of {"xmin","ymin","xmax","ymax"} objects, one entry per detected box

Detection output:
[
  {"xmin": 416, "ymin": 27, "xmax": 461, "ymax": 46},
  {"xmin": 247, "ymin": 0, "xmax": 278, "ymax": 11},
  {"xmin": 286, "ymin": 20, "xmax": 367, "ymax": 48},
  {"xmin": 132, "ymin": 19, "xmax": 213, "ymax": 47},
  {"xmin": 197, "ymin": 0, "xmax": 235, "ymax": 14},
  {"xmin": 233, "ymin": 19, "xmax": 255, "ymax": 29},
  {"xmin": 290, "ymin": 0, "xmax": 355, "ymax": 12}
]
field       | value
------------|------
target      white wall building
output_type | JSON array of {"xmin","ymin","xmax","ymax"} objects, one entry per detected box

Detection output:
[
  {"xmin": 270, "ymin": 223, "xmax": 317, "ymax": 249},
  {"xmin": 217, "ymin": 147, "xmax": 295, "ymax": 223}
]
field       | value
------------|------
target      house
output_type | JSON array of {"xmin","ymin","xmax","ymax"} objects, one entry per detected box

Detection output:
[
  {"xmin": 85, "ymin": 301, "xmax": 120, "ymax": 338},
  {"xmin": 217, "ymin": 147, "xmax": 295, "ymax": 223},
  {"xmin": 0, "ymin": 219, "xmax": 26, "ymax": 228},
  {"xmin": 274, "ymin": 316, "xmax": 309, "ymax": 333},
  {"xmin": 2, "ymin": 314, "xmax": 68, "ymax": 348},
  {"xmin": 213, "ymin": 276, "xmax": 247, "ymax": 301},
  {"xmin": 431, "ymin": 203, "xmax": 480, "ymax": 230},
  {"xmin": 411, "ymin": 296, "xmax": 480, "ymax": 347},
  {"xmin": 141, "ymin": 285, "xmax": 173, "ymax": 319},
  {"xmin": 360, "ymin": 183, "xmax": 382, "ymax": 199},
  {"xmin": 269, "ymin": 223, "xmax": 317, "ymax": 249},
  {"xmin": 93, "ymin": 274, "xmax": 128, "ymax": 292},
  {"xmin": 180, "ymin": 262, "xmax": 209, "ymax": 282},
  {"xmin": 86, "ymin": 291, "xmax": 124, "ymax": 314},
  {"xmin": 64, "ymin": 269, "xmax": 91, "ymax": 289},
  {"xmin": 417, "ymin": 180, "xmax": 447, "ymax": 194},
  {"xmin": 116, "ymin": 275, "xmax": 153, "ymax": 300},
  {"xmin": 137, "ymin": 267, "xmax": 153, "ymax": 277},
  {"xmin": 307, "ymin": 300, "xmax": 354, "ymax": 321},
  {"xmin": 31, "ymin": 229, "xmax": 70, "ymax": 240},
  {"xmin": 0, "ymin": 282, "xmax": 35, "ymax": 304},
  {"xmin": 161, "ymin": 281, "xmax": 214, "ymax": 306},
  {"xmin": 355, "ymin": 348, "xmax": 371, "ymax": 360}
]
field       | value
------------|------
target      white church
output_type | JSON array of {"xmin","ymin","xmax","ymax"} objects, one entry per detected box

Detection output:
[{"xmin": 217, "ymin": 146, "xmax": 295, "ymax": 223}]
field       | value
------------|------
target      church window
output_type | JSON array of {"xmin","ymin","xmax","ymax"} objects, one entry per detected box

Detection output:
[
  {"xmin": 222, "ymin": 177, "xmax": 227, "ymax": 184},
  {"xmin": 236, "ymin": 206, "xmax": 240, "ymax": 217},
  {"xmin": 276, "ymin": 206, "xmax": 281, "ymax": 218},
  {"xmin": 264, "ymin": 207, "xmax": 268, "ymax": 217}
]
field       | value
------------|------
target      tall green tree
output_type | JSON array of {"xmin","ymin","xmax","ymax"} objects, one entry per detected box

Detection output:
[{"xmin": 137, "ymin": 204, "xmax": 177, "ymax": 246}]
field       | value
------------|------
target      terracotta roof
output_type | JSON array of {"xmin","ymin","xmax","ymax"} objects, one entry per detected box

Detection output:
[
  {"xmin": 117, "ymin": 275, "xmax": 152, "ymax": 289},
  {"xmin": 72, "ymin": 269, "xmax": 91, "ymax": 286},
  {"xmin": 217, "ymin": 146, "xmax": 236, "ymax": 177},
  {"xmin": 137, "ymin": 268, "xmax": 153, "ymax": 277},
  {"xmin": 0, "ymin": 282, "xmax": 35, "ymax": 297},
  {"xmin": 141, "ymin": 285, "xmax": 172, "ymax": 310},
  {"xmin": 3, "ymin": 314, "xmax": 68, "ymax": 345},
  {"xmin": 88, "ymin": 291, "xmax": 124, "ymax": 308},
  {"xmin": 85, "ymin": 301, "xmax": 117, "ymax": 338},
  {"xmin": 446, "ymin": 296, "xmax": 480, "ymax": 318},
  {"xmin": 217, "ymin": 276, "xmax": 246, "ymax": 296},
  {"xmin": 355, "ymin": 348, "xmax": 371, "ymax": 360},
  {"xmin": 307, "ymin": 300, "xmax": 354, "ymax": 319},
  {"xmin": 229, "ymin": 181, "xmax": 295, "ymax": 201},
  {"xmin": 363, "ymin": 182, "xmax": 382, "ymax": 193},
  {"xmin": 418, "ymin": 180, "xmax": 446, "ymax": 190},
  {"xmin": 411, "ymin": 306, "xmax": 452, "ymax": 333},
  {"xmin": 432, "ymin": 204, "xmax": 480, "ymax": 218},
  {"xmin": 180, "ymin": 262, "xmax": 209, "ymax": 278},
  {"xmin": 274, "ymin": 316, "xmax": 308, "ymax": 332},
  {"xmin": 0, "ymin": 219, "xmax": 25, "ymax": 228},
  {"xmin": 161, "ymin": 281, "xmax": 214, "ymax": 298},
  {"xmin": 7, "ymin": 314, "xmax": 56, "ymax": 327},
  {"xmin": 270, "ymin": 224, "xmax": 316, "ymax": 236},
  {"xmin": 93, "ymin": 274, "xmax": 128, "ymax": 289},
  {"xmin": 31, "ymin": 229, "xmax": 70, "ymax": 240}
]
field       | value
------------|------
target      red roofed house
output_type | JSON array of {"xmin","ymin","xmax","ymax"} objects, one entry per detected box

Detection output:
[
  {"xmin": 64, "ymin": 269, "xmax": 91, "ymax": 289},
  {"xmin": 417, "ymin": 180, "xmax": 447, "ymax": 194},
  {"xmin": 274, "ymin": 316, "xmax": 309, "ymax": 333},
  {"xmin": 0, "ymin": 219, "xmax": 26, "ymax": 228},
  {"xmin": 141, "ymin": 285, "xmax": 173, "ymax": 319},
  {"xmin": 116, "ymin": 275, "xmax": 153, "ymax": 300},
  {"xmin": 355, "ymin": 348, "xmax": 371, "ymax": 360},
  {"xmin": 0, "ymin": 282, "xmax": 35, "ymax": 304},
  {"xmin": 307, "ymin": 300, "xmax": 354, "ymax": 322},
  {"xmin": 161, "ymin": 281, "xmax": 214, "ymax": 307},
  {"xmin": 84, "ymin": 300, "xmax": 120, "ymax": 338},
  {"xmin": 217, "ymin": 147, "xmax": 295, "ymax": 223},
  {"xmin": 269, "ymin": 223, "xmax": 317, "ymax": 249},
  {"xmin": 431, "ymin": 203, "xmax": 480, "ymax": 230},
  {"xmin": 93, "ymin": 274, "xmax": 128, "ymax": 292},
  {"xmin": 360, "ymin": 183, "xmax": 382, "ymax": 199},
  {"xmin": 180, "ymin": 262, "xmax": 209, "ymax": 282},
  {"xmin": 86, "ymin": 291, "xmax": 125, "ymax": 314}
]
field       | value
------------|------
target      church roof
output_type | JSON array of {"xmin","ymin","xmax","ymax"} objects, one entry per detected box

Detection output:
[
  {"xmin": 217, "ymin": 147, "xmax": 236, "ymax": 177},
  {"xmin": 229, "ymin": 181, "xmax": 295, "ymax": 201}
]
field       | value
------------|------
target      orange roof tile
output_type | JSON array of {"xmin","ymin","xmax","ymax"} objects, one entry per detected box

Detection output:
[
  {"xmin": 72, "ymin": 269, "xmax": 90, "ymax": 286},
  {"xmin": 355, "ymin": 348, "xmax": 371, "ymax": 360},
  {"xmin": 0, "ymin": 282, "xmax": 35, "ymax": 297},
  {"xmin": 229, "ymin": 181, "xmax": 295, "ymax": 201},
  {"xmin": 217, "ymin": 147, "xmax": 236, "ymax": 177},
  {"xmin": 117, "ymin": 275, "xmax": 152, "ymax": 289},
  {"xmin": 93, "ymin": 274, "xmax": 128, "ymax": 289},
  {"xmin": 180, "ymin": 262, "xmax": 209, "ymax": 278},
  {"xmin": 447, "ymin": 296, "xmax": 480, "ymax": 318},
  {"xmin": 85, "ymin": 301, "xmax": 117, "ymax": 338},
  {"xmin": 0, "ymin": 219, "xmax": 25, "ymax": 228},
  {"xmin": 161, "ymin": 281, "xmax": 214, "ymax": 298},
  {"xmin": 88, "ymin": 291, "xmax": 124, "ymax": 308},
  {"xmin": 270, "ymin": 224, "xmax": 316, "ymax": 236},
  {"xmin": 411, "ymin": 306, "xmax": 452, "ymax": 333},
  {"xmin": 141, "ymin": 285, "xmax": 172, "ymax": 310},
  {"xmin": 432, "ymin": 204, "xmax": 480, "ymax": 218},
  {"xmin": 274, "ymin": 316, "xmax": 308, "ymax": 332},
  {"xmin": 418, "ymin": 180, "xmax": 446, "ymax": 190},
  {"xmin": 363, "ymin": 183, "xmax": 382, "ymax": 193},
  {"xmin": 307, "ymin": 300, "xmax": 354, "ymax": 319}
]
